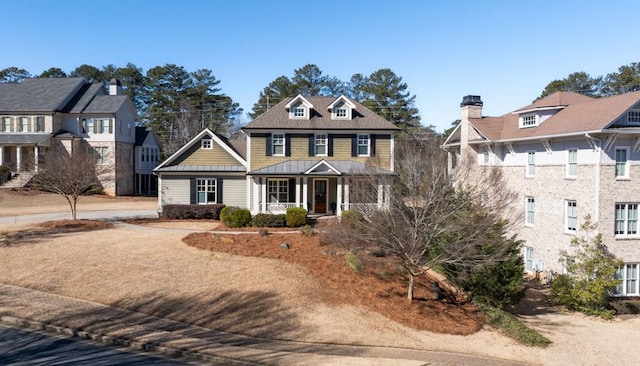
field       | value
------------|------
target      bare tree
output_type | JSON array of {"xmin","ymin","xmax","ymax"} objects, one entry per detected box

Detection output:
[
  {"xmin": 32, "ymin": 141, "xmax": 105, "ymax": 220},
  {"xmin": 346, "ymin": 134, "xmax": 519, "ymax": 300}
]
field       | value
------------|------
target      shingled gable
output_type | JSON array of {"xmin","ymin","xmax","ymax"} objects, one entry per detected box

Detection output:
[
  {"xmin": 327, "ymin": 95, "xmax": 356, "ymax": 120},
  {"xmin": 0, "ymin": 77, "xmax": 87, "ymax": 113},
  {"xmin": 243, "ymin": 95, "xmax": 399, "ymax": 131},
  {"xmin": 154, "ymin": 128, "xmax": 246, "ymax": 171}
]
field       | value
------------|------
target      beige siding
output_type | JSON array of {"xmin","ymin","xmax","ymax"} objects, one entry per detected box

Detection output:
[
  {"xmin": 174, "ymin": 139, "xmax": 242, "ymax": 166},
  {"xmin": 249, "ymin": 134, "xmax": 392, "ymax": 171},
  {"xmin": 161, "ymin": 176, "xmax": 191, "ymax": 206},
  {"xmin": 222, "ymin": 176, "xmax": 247, "ymax": 208}
]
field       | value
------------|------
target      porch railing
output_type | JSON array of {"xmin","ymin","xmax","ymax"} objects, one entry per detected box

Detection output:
[
  {"xmin": 267, "ymin": 202, "xmax": 298, "ymax": 214},
  {"xmin": 341, "ymin": 203, "xmax": 379, "ymax": 217}
]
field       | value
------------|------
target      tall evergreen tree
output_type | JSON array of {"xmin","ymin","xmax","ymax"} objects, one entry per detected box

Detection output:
[
  {"xmin": 359, "ymin": 68, "xmax": 420, "ymax": 129},
  {"xmin": 70, "ymin": 64, "xmax": 103, "ymax": 83},
  {"xmin": 603, "ymin": 62, "xmax": 640, "ymax": 95},
  {"xmin": 39, "ymin": 67, "xmax": 67, "ymax": 78},
  {"xmin": 0, "ymin": 67, "xmax": 31, "ymax": 83}
]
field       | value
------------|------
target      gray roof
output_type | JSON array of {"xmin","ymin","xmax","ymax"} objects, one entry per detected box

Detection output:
[
  {"xmin": 243, "ymin": 96, "xmax": 400, "ymax": 131},
  {"xmin": 248, "ymin": 160, "xmax": 395, "ymax": 176},
  {"xmin": 154, "ymin": 165, "xmax": 246, "ymax": 173},
  {"xmin": 0, "ymin": 77, "xmax": 87, "ymax": 112},
  {"xmin": 68, "ymin": 83, "xmax": 105, "ymax": 113},
  {"xmin": 83, "ymin": 95, "xmax": 128, "ymax": 114},
  {"xmin": 135, "ymin": 126, "xmax": 151, "ymax": 146},
  {"xmin": 0, "ymin": 133, "xmax": 52, "ymax": 144}
]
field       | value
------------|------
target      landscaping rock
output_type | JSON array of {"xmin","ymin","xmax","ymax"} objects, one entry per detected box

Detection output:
[{"xmin": 279, "ymin": 243, "xmax": 290, "ymax": 249}]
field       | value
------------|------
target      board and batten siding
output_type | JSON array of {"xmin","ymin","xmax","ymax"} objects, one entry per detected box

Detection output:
[
  {"xmin": 160, "ymin": 175, "xmax": 247, "ymax": 208},
  {"xmin": 249, "ymin": 134, "xmax": 392, "ymax": 170}
]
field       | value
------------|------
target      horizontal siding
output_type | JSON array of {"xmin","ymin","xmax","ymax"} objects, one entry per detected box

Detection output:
[
  {"xmin": 250, "ymin": 134, "xmax": 391, "ymax": 171},
  {"xmin": 161, "ymin": 176, "xmax": 191, "ymax": 206},
  {"xmin": 223, "ymin": 177, "xmax": 247, "ymax": 208},
  {"xmin": 174, "ymin": 139, "xmax": 241, "ymax": 166}
]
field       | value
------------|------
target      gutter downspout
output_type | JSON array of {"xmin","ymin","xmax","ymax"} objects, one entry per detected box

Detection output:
[{"xmin": 585, "ymin": 133, "xmax": 601, "ymax": 229}]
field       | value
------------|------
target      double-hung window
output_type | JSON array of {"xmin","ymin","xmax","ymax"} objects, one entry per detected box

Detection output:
[
  {"xmin": 100, "ymin": 118, "xmax": 110, "ymax": 134},
  {"xmin": 357, "ymin": 134, "xmax": 370, "ymax": 156},
  {"xmin": 566, "ymin": 200, "xmax": 577, "ymax": 233},
  {"xmin": 35, "ymin": 116, "xmax": 44, "ymax": 132},
  {"xmin": 615, "ymin": 203, "xmax": 639, "ymax": 237},
  {"xmin": 84, "ymin": 118, "xmax": 94, "ymax": 133},
  {"xmin": 95, "ymin": 147, "xmax": 109, "ymax": 165},
  {"xmin": 525, "ymin": 197, "xmax": 535, "ymax": 226},
  {"xmin": 272, "ymin": 133, "xmax": 285, "ymax": 155},
  {"xmin": 527, "ymin": 152, "xmax": 535, "ymax": 177},
  {"xmin": 1, "ymin": 117, "xmax": 10, "ymax": 132},
  {"xmin": 19, "ymin": 117, "xmax": 29, "ymax": 132},
  {"xmin": 614, "ymin": 264, "xmax": 639, "ymax": 296},
  {"xmin": 196, "ymin": 178, "xmax": 217, "ymax": 204},
  {"xmin": 615, "ymin": 147, "xmax": 629, "ymax": 178},
  {"xmin": 567, "ymin": 149, "xmax": 577, "ymax": 177},
  {"xmin": 267, "ymin": 179, "xmax": 289, "ymax": 203},
  {"xmin": 524, "ymin": 246, "xmax": 534, "ymax": 271},
  {"xmin": 315, "ymin": 134, "xmax": 327, "ymax": 156}
]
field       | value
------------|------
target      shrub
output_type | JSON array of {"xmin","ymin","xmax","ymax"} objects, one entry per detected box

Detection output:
[
  {"xmin": 479, "ymin": 303, "xmax": 551, "ymax": 347},
  {"xmin": 161, "ymin": 204, "xmax": 225, "ymax": 220},
  {"xmin": 252, "ymin": 213, "xmax": 286, "ymax": 227},
  {"xmin": 550, "ymin": 216, "xmax": 623, "ymax": 319},
  {"xmin": 299, "ymin": 224, "xmax": 314, "ymax": 236},
  {"xmin": 220, "ymin": 206, "xmax": 252, "ymax": 228},
  {"xmin": 286, "ymin": 207, "xmax": 307, "ymax": 227},
  {"xmin": 345, "ymin": 251, "xmax": 362, "ymax": 273},
  {"xmin": 0, "ymin": 165, "xmax": 10, "ymax": 175},
  {"xmin": 258, "ymin": 228, "xmax": 269, "ymax": 236}
]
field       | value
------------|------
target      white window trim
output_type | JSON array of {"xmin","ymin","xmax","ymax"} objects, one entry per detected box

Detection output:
[
  {"xmin": 100, "ymin": 118, "xmax": 110, "ymax": 134},
  {"xmin": 290, "ymin": 107, "xmax": 306, "ymax": 119},
  {"xmin": 565, "ymin": 200, "xmax": 577, "ymax": 234},
  {"xmin": 272, "ymin": 133, "xmax": 285, "ymax": 156},
  {"xmin": 526, "ymin": 151, "xmax": 535, "ymax": 177},
  {"xmin": 525, "ymin": 196, "xmax": 535, "ymax": 226},
  {"xmin": 196, "ymin": 178, "xmax": 217, "ymax": 204},
  {"xmin": 519, "ymin": 113, "xmax": 538, "ymax": 128},
  {"xmin": 614, "ymin": 263, "xmax": 640, "ymax": 296},
  {"xmin": 95, "ymin": 146, "xmax": 109, "ymax": 165},
  {"xmin": 267, "ymin": 178, "xmax": 289, "ymax": 203},
  {"xmin": 615, "ymin": 146, "xmax": 630, "ymax": 179},
  {"xmin": 628, "ymin": 110, "xmax": 640, "ymax": 124},
  {"xmin": 315, "ymin": 133, "xmax": 327, "ymax": 156},
  {"xmin": 524, "ymin": 246, "xmax": 534, "ymax": 272},
  {"xmin": 201, "ymin": 138, "xmax": 213, "ymax": 149},
  {"xmin": 566, "ymin": 149, "xmax": 577, "ymax": 178},
  {"xmin": 614, "ymin": 202, "xmax": 639, "ymax": 239},
  {"xmin": 357, "ymin": 134, "xmax": 370, "ymax": 157}
]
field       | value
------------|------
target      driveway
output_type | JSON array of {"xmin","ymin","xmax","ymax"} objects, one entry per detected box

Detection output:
[{"xmin": 0, "ymin": 209, "xmax": 157, "ymax": 225}]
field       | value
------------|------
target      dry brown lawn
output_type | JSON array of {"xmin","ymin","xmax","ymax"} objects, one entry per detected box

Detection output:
[{"xmin": 0, "ymin": 189, "xmax": 639, "ymax": 365}]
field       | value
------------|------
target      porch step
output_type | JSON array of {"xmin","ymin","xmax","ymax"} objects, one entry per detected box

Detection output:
[{"xmin": 0, "ymin": 172, "xmax": 34, "ymax": 189}]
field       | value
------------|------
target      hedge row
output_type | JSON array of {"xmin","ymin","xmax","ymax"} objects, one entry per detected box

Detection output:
[{"xmin": 161, "ymin": 204, "xmax": 225, "ymax": 220}]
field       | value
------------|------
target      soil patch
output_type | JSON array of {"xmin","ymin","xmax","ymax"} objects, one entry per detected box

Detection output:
[{"xmin": 183, "ymin": 231, "xmax": 484, "ymax": 335}]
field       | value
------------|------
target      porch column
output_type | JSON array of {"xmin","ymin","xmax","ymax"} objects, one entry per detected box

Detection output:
[
  {"xmin": 0, "ymin": 147, "xmax": 3, "ymax": 168},
  {"xmin": 34, "ymin": 146, "xmax": 39, "ymax": 172},
  {"xmin": 384, "ymin": 178, "xmax": 391, "ymax": 208},
  {"xmin": 344, "ymin": 177, "xmax": 349, "ymax": 211},
  {"xmin": 252, "ymin": 177, "xmax": 261, "ymax": 214},
  {"xmin": 336, "ymin": 177, "xmax": 343, "ymax": 217},
  {"xmin": 302, "ymin": 177, "xmax": 308, "ymax": 212},
  {"xmin": 246, "ymin": 176, "xmax": 252, "ymax": 211},
  {"xmin": 157, "ymin": 175, "xmax": 163, "ymax": 213},
  {"xmin": 295, "ymin": 176, "xmax": 301, "ymax": 207},
  {"xmin": 261, "ymin": 177, "xmax": 267, "ymax": 213},
  {"xmin": 15, "ymin": 146, "xmax": 21, "ymax": 172},
  {"xmin": 377, "ymin": 180, "xmax": 384, "ymax": 208}
]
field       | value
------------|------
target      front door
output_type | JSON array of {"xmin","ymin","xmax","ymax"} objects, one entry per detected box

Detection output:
[{"xmin": 314, "ymin": 180, "xmax": 327, "ymax": 214}]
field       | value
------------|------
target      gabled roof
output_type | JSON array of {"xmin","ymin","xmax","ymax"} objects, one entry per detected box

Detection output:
[
  {"xmin": 285, "ymin": 94, "xmax": 313, "ymax": 109},
  {"xmin": 457, "ymin": 91, "xmax": 640, "ymax": 143},
  {"xmin": 327, "ymin": 95, "xmax": 356, "ymax": 110},
  {"xmin": 154, "ymin": 128, "xmax": 247, "ymax": 172},
  {"xmin": 248, "ymin": 159, "xmax": 395, "ymax": 176},
  {"xmin": 243, "ymin": 96, "xmax": 400, "ymax": 131},
  {"xmin": 0, "ymin": 77, "xmax": 87, "ymax": 112},
  {"xmin": 135, "ymin": 126, "xmax": 161, "ymax": 148}
]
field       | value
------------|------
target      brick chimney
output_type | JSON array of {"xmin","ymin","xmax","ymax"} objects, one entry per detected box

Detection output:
[
  {"xmin": 109, "ymin": 78, "xmax": 122, "ymax": 96},
  {"xmin": 459, "ymin": 95, "xmax": 483, "ymax": 158}
]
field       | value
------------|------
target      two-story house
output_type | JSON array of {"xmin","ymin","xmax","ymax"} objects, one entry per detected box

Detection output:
[
  {"xmin": 0, "ymin": 77, "xmax": 155, "ymax": 195},
  {"xmin": 443, "ymin": 91, "xmax": 640, "ymax": 296},
  {"xmin": 154, "ymin": 94, "xmax": 399, "ymax": 216}
]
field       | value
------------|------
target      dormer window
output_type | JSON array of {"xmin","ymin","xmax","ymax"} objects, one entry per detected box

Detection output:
[
  {"xmin": 520, "ymin": 113, "xmax": 538, "ymax": 128},
  {"xmin": 293, "ymin": 108, "xmax": 305, "ymax": 118},
  {"xmin": 201, "ymin": 138, "xmax": 213, "ymax": 149},
  {"xmin": 328, "ymin": 95, "xmax": 356, "ymax": 120},
  {"xmin": 628, "ymin": 111, "xmax": 640, "ymax": 124},
  {"xmin": 336, "ymin": 108, "xmax": 347, "ymax": 118}
]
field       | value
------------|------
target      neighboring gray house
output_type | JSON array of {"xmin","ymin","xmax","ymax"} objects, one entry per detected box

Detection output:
[
  {"xmin": 135, "ymin": 126, "xmax": 161, "ymax": 195},
  {"xmin": 444, "ymin": 91, "xmax": 640, "ymax": 296},
  {"xmin": 154, "ymin": 128, "xmax": 247, "ymax": 209},
  {"xmin": 0, "ymin": 77, "xmax": 139, "ymax": 195}
]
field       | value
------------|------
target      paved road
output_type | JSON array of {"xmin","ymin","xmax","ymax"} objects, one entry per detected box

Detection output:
[
  {"xmin": 0, "ymin": 209, "xmax": 157, "ymax": 225},
  {"xmin": 0, "ymin": 324, "xmax": 197, "ymax": 365}
]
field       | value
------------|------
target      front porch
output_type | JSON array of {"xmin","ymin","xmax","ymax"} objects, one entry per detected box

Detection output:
[{"xmin": 249, "ymin": 176, "xmax": 391, "ymax": 216}]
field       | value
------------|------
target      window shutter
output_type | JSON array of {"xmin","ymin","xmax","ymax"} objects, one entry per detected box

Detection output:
[
  {"xmin": 370, "ymin": 135, "xmax": 377, "ymax": 156},
  {"xmin": 285, "ymin": 134, "xmax": 291, "ymax": 156},
  {"xmin": 328, "ymin": 134, "xmax": 334, "ymax": 157},
  {"xmin": 288, "ymin": 178, "xmax": 296, "ymax": 202},
  {"xmin": 10, "ymin": 117, "xmax": 14, "ymax": 132},
  {"xmin": 308, "ymin": 134, "xmax": 315, "ymax": 156},
  {"xmin": 190, "ymin": 178, "xmax": 197, "ymax": 204},
  {"xmin": 28, "ymin": 117, "xmax": 32, "ymax": 132},
  {"xmin": 266, "ymin": 134, "xmax": 272, "ymax": 156},
  {"xmin": 216, "ymin": 178, "xmax": 223, "ymax": 204},
  {"xmin": 109, "ymin": 120, "xmax": 113, "ymax": 134},
  {"xmin": 351, "ymin": 135, "xmax": 357, "ymax": 157},
  {"xmin": 93, "ymin": 120, "xmax": 98, "ymax": 134}
]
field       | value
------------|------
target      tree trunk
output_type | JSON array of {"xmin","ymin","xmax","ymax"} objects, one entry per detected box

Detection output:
[
  {"xmin": 407, "ymin": 273, "xmax": 414, "ymax": 301},
  {"xmin": 71, "ymin": 198, "xmax": 77, "ymax": 220}
]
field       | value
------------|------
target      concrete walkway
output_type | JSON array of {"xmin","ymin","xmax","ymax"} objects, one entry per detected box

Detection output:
[
  {"xmin": 0, "ymin": 209, "xmax": 157, "ymax": 225},
  {"xmin": 0, "ymin": 283, "xmax": 524, "ymax": 366}
]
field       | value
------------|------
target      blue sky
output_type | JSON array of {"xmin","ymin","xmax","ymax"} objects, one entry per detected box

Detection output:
[{"xmin": 2, "ymin": 0, "xmax": 639, "ymax": 132}]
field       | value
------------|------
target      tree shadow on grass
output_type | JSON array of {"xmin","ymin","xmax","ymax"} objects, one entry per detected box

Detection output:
[{"xmin": 0, "ymin": 220, "xmax": 113, "ymax": 247}]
